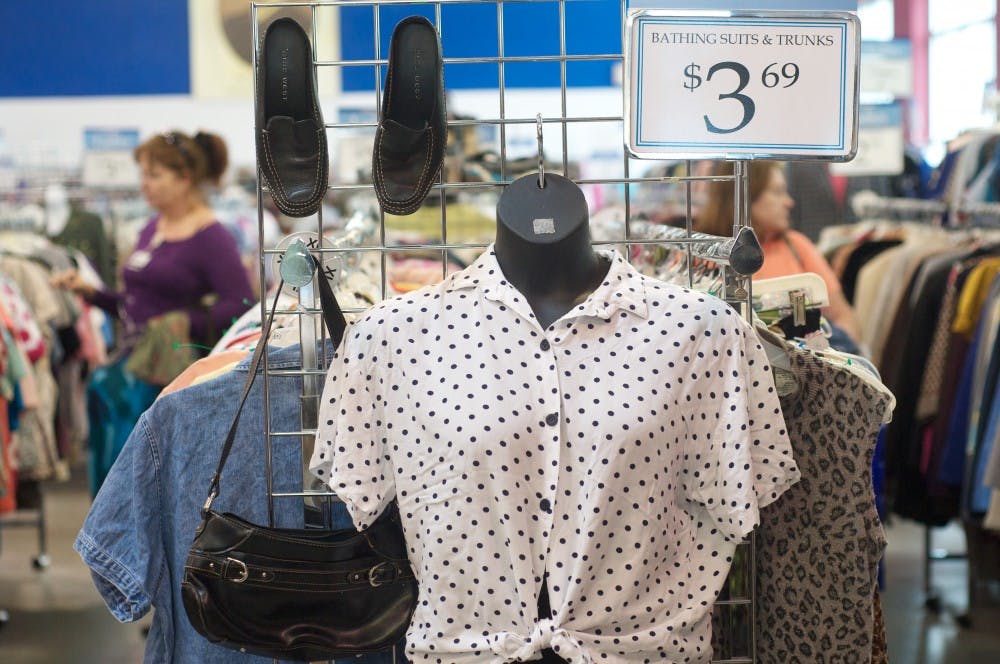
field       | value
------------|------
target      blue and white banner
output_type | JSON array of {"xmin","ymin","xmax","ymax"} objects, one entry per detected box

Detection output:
[{"xmin": 82, "ymin": 128, "xmax": 141, "ymax": 189}]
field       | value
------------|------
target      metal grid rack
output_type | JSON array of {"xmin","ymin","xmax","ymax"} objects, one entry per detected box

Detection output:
[{"xmin": 250, "ymin": 2, "xmax": 759, "ymax": 662}]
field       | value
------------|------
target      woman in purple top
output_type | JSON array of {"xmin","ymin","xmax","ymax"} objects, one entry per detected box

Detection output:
[
  {"xmin": 54, "ymin": 130, "xmax": 253, "ymax": 349},
  {"xmin": 52, "ymin": 130, "xmax": 255, "ymax": 494}
]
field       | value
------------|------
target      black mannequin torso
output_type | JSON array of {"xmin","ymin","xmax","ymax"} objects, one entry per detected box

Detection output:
[{"xmin": 494, "ymin": 173, "xmax": 610, "ymax": 329}]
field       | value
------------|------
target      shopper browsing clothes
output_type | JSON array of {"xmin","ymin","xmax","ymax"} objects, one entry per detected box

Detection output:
[
  {"xmin": 52, "ymin": 130, "xmax": 253, "ymax": 494},
  {"xmin": 697, "ymin": 160, "xmax": 863, "ymax": 346}
]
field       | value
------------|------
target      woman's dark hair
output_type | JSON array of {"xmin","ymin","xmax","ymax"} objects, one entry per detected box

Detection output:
[
  {"xmin": 696, "ymin": 160, "xmax": 781, "ymax": 237},
  {"xmin": 134, "ymin": 130, "xmax": 229, "ymax": 187}
]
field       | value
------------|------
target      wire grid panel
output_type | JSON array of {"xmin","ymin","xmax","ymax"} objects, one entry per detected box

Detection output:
[{"xmin": 251, "ymin": 2, "xmax": 755, "ymax": 662}]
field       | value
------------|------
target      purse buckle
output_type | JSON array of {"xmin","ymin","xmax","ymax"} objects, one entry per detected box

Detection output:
[
  {"xmin": 226, "ymin": 557, "xmax": 249, "ymax": 583},
  {"xmin": 368, "ymin": 562, "xmax": 397, "ymax": 587}
]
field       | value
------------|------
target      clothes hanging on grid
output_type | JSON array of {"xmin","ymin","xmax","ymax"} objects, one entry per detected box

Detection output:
[
  {"xmin": 75, "ymin": 247, "xmax": 402, "ymax": 663},
  {"xmin": 310, "ymin": 240, "xmax": 801, "ymax": 664}
]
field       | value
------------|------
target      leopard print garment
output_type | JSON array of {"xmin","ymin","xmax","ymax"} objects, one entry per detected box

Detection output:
[
  {"xmin": 754, "ymin": 346, "xmax": 893, "ymax": 664},
  {"xmin": 872, "ymin": 587, "xmax": 888, "ymax": 664}
]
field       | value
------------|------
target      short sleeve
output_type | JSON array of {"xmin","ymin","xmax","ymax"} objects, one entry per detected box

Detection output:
[
  {"xmin": 310, "ymin": 315, "xmax": 394, "ymax": 530},
  {"xmin": 681, "ymin": 321, "xmax": 800, "ymax": 542},
  {"xmin": 73, "ymin": 415, "xmax": 164, "ymax": 622},
  {"xmin": 787, "ymin": 230, "xmax": 843, "ymax": 297}
]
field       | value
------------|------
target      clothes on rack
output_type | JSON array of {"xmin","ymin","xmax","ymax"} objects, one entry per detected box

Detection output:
[
  {"xmin": 75, "ymin": 341, "xmax": 398, "ymax": 664},
  {"xmin": 0, "ymin": 225, "xmax": 112, "ymax": 532},
  {"xmin": 753, "ymin": 333, "xmax": 893, "ymax": 664},
  {"xmin": 819, "ymin": 213, "xmax": 1000, "ymax": 620},
  {"xmin": 310, "ymin": 245, "xmax": 800, "ymax": 664},
  {"xmin": 0, "ymin": 252, "xmax": 75, "ymax": 483},
  {"xmin": 50, "ymin": 203, "xmax": 116, "ymax": 287},
  {"xmin": 0, "ymin": 327, "xmax": 23, "ymax": 511}
]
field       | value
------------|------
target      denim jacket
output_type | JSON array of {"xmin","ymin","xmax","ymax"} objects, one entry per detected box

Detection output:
[{"xmin": 75, "ymin": 342, "xmax": 402, "ymax": 664}]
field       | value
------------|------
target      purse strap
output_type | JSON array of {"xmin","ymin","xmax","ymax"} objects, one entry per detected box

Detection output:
[{"xmin": 203, "ymin": 255, "xmax": 347, "ymax": 513}]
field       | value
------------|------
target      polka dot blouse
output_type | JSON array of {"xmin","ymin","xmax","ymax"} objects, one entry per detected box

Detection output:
[{"xmin": 311, "ymin": 247, "xmax": 800, "ymax": 663}]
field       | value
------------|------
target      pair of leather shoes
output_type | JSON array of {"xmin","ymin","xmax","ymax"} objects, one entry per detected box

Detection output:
[
  {"xmin": 373, "ymin": 16, "xmax": 447, "ymax": 216},
  {"xmin": 256, "ymin": 17, "xmax": 328, "ymax": 218}
]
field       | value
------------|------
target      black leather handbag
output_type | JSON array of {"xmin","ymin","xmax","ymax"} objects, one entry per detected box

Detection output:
[{"xmin": 181, "ymin": 263, "xmax": 417, "ymax": 661}]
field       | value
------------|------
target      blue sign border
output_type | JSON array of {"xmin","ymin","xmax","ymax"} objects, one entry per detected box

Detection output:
[{"xmin": 634, "ymin": 17, "xmax": 849, "ymax": 151}]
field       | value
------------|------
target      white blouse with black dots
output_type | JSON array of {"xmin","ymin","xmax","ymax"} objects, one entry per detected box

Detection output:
[{"xmin": 311, "ymin": 247, "xmax": 800, "ymax": 664}]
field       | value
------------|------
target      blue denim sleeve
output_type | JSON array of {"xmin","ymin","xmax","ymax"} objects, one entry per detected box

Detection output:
[{"xmin": 74, "ymin": 414, "xmax": 165, "ymax": 623}]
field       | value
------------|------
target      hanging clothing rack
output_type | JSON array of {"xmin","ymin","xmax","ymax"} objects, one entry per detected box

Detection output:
[{"xmin": 247, "ymin": 2, "xmax": 773, "ymax": 663}]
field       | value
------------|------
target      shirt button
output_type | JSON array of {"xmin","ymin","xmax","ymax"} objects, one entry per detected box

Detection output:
[
  {"xmin": 545, "ymin": 413, "xmax": 559, "ymax": 427},
  {"xmin": 540, "ymin": 339, "xmax": 551, "ymax": 351},
  {"xmin": 539, "ymin": 498, "xmax": 552, "ymax": 513}
]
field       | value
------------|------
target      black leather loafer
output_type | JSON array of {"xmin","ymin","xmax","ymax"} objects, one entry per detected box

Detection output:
[
  {"xmin": 256, "ymin": 17, "xmax": 328, "ymax": 218},
  {"xmin": 373, "ymin": 16, "xmax": 447, "ymax": 216}
]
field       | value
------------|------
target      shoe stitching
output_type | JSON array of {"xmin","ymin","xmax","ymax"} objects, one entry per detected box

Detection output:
[
  {"xmin": 374, "ymin": 124, "xmax": 436, "ymax": 214},
  {"xmin": 374, "ymin": 21, "xmax": 448, "ymax": 214},
  {"xmin": 261, "ymin": 129, "xmax": 323, "ymax": 209},
  {"xmin": 261, "ymin": 128, "xmax": 326, "ymax": 211},
  {"xmin": 258, "ymin": 22, "xmax": 328, "ymax": 214},
  {"xmin": 373, "ymin": 19, "xmax": 442, "ymax": 215},
  {"xmin": 257, "ymin": 27, "xmax": 315, "ymax": 211}
]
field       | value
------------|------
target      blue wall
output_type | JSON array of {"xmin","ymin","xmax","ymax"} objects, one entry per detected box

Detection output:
[
  {"xmin": 0, "ymin": 1, "xmax": 189, "ymax": 97},
  {"xmin": 0, "ymin": 1, "xmax": 621, "ymax": 98},
  {"xmin": 339, "ymin": 1, "xmax": 622, "ymax": 91}
]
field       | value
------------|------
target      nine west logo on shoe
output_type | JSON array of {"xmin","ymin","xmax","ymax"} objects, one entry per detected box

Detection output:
[
  {"xmin": 281, "ymin": 48, "xmax": 290, "ymax": 102},
  {"xmin": 413, "ymin": 49, "xmax": 424, "ymax": 102}
]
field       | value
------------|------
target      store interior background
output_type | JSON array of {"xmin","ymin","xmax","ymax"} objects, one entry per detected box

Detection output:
[{"xmin": 2, "ymin": 0, "xmax": 1000, "ymax": 662}]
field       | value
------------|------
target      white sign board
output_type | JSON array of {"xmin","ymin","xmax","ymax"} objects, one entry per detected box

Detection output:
[
  {"xmin": 625, "ymin": 11, "xmax": 860, "ymax": 160},
  {"xmin": 830, "ymin": 103, "xmax": 904, "ymax": 176},
  {"xmin": 628, "ymin": 1, "xmax": 857, "ymax": 8},
  {"xmin": 860, "ymin": 40, "xmax": 913, "ymax": 98},
  {"xmin": 81, "ymin": 128, "xmax": 141, "ymax": 189}
]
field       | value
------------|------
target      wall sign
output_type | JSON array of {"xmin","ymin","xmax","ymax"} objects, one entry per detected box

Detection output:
[
  {"xmin": 625, "ymin": 10, "xmax": 860, "ymax": 160},
  {"xmin": 81, "ymin": 128, "xmax": 141, "ymax": 189},
  {"xmin": 830, "ymin": 103, "xmax": 904, "ymax": 176},
  {"xmin": 860, "ymin": 40, "xmax": 913, "ymax": 98}
]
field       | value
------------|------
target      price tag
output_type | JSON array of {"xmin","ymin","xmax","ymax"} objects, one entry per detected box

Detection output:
[{"xmin": 625, "ymin": 10, "xmax": 860, "ymax": 160}]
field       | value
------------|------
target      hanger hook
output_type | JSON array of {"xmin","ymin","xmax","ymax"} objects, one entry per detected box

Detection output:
[{"xmin": 536, "ymin": 113, "xmax": 545, "ymax": 189}]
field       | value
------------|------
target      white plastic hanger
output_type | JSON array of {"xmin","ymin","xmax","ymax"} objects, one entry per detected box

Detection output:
[{"xmin": 752, "ymin": 272, "xmax": 830, "ymax": 311}]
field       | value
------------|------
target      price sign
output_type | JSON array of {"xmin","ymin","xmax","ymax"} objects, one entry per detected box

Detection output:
[{"xmin": 625, "ymin": 11, "xmax": 860, "ymax": 160}]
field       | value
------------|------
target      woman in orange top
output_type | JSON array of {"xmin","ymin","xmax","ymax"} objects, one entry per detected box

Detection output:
[{"xmin": 697, "ymin": 160, "xmax": 862, "ymax": 343}]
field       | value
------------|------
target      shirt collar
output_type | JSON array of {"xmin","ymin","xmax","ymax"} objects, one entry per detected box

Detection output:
[{"xmin": 443, "ymin": 244, "xmax": 649, "ymax": 322}]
